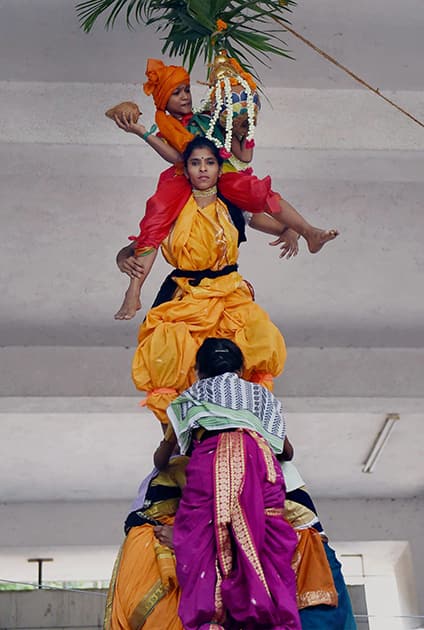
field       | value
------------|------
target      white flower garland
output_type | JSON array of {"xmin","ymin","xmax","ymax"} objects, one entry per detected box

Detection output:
[
  {"xmin": 200, "ymin": 73, "xmax": 258, "ymax": 157},
  {"xmin": 204, "ymin": 84, "xmax": 223, "ymax": 149},
  {"xmin": 238, "ymin": 76, "xmax": 256, "ymax": 143},
  {"xmin": 223, "ymin": 77, "xmax": 233, "ymax": 155}
]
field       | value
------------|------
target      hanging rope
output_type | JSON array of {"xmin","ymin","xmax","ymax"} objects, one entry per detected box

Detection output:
[{"xmin": 272, "ymin": 18, "xmax": 424, "ymax": 129}]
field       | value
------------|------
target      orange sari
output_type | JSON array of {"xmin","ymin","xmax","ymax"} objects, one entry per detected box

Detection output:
[
  {"xmin": 104, "ymin": 517, "xmax": 182, "ymax": 630},
  {"xmin": 104, "ymin": 459, "xmax": 188, "ymax": 629},
  {"xmin": 285, "ymin": 489, "xmax": 338, "ymax": 609}
]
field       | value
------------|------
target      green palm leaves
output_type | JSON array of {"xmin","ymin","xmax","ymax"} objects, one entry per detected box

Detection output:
[{"xmin": 76, "ymin": 0, "xmax": 296, "ymax": 78}]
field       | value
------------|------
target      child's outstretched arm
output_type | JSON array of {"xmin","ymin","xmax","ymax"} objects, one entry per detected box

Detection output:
[
  {"xmin": 113, "ymin": 111, "xmax": 182, "ymax": 164},
  {"xmin": 249, "ymin": 212, "xmax": 300, "ymax": 259}
]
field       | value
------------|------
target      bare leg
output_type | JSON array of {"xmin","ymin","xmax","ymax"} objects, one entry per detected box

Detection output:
[
  {"xmin": 114, "ymin": 248, "xmax": 158, "ymax": 320},
  {"xmin": 269, "ymin": 197, "xmax": 339, "ymax": 254},
  {"xmin": 114, "ymin": 276, "xmax": 143, "ymax": 320}
]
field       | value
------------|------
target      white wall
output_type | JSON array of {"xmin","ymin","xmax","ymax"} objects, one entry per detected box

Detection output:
[
  {"xmin": 334, "ymin": 541, "xmax": 421, "ymax": 630},
  {"xmin": 318, "ymin": 498, "xmax": 424, "ymax": 622},
  {"xmin": 0, "ymin": 590, "xmax": 106, "ymax": 629}
]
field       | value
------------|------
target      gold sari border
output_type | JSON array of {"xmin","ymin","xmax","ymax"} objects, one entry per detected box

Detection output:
[
  {"xmin": 129, "ymin": 579, "xmax": 168, "ymax": 630},
  {"xmin": 298, "ymin": 588, "xmax": 338, "ymax": 609},
  {"xmin": 103, "ymin": 543, "xmax": 124, "ymax": 630},
  {"xmin": 214, "ymin": 431, "xmax": 271, "ymax": 604}
]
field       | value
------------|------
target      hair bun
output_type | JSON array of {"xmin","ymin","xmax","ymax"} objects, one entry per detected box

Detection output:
[{"xmin": 195, "ymin": 337, "xmax": 244, "ymax": 379}]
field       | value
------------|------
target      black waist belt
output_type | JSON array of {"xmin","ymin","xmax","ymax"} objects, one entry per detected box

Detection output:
[{"xmin": 151, "ymin": 264, "xmax": 238, "ymax": 309}]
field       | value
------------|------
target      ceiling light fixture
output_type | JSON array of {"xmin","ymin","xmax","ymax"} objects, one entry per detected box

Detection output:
[{"xmin": 362, "ymin": 413, "xmax": 399, "ymax": 474}]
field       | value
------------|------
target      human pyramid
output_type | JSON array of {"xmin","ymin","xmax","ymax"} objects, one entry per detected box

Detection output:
[{"xmin": 103, "ymin": 51, "xmax": 355, "ymax": 630}]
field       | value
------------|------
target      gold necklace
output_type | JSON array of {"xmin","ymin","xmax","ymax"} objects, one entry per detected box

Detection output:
[{"xmin": 192, "ymin": 185, "xmax": 217, "ymax": 199}]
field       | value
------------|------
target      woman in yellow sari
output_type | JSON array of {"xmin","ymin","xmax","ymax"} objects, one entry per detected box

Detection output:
[
  {"xmin": 132, "ymin": 137, "xmax": 287, "ymax": 427},
  {"xmin": 104, "ymin": 455, "xmax": 188, "ymax": 630}
]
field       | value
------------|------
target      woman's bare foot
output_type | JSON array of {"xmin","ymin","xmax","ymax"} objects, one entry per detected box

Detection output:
[
  {"xmin": 114, "ymin": 291, "xmax": 141, "ymax": 320},
  {"xmin": 304, "ymin": 227, "xmax": 339, "ymax": 254}
]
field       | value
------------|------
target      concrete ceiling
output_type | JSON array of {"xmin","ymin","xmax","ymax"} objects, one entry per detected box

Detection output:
[{"xmin": 0, "ymin": 0, "xmax": 423, "ymax": 503}]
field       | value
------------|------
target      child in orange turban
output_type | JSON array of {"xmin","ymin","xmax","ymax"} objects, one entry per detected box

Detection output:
[{"xmin": 143, "ymin": 58, "xmax": 195, "ymax": 155}]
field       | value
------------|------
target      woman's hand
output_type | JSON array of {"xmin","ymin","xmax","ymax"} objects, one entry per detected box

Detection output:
[
  {"xmin": 116, "ymin": 245, "xmax": 145, "ymax": 278},
  {"xmin": 276, "ymin": 436, "xmax": 294, "ymax": 461},
  {"xmin": 119, "ymin": 255, "xmax": 146, "ymax": 279},
  {"xmin": 154, "ymin": 524, "xmax": 174, "ymax": 549},
  {"xmin": 269, "ymin": 228, "xmax": 299, "ymax": 259}
]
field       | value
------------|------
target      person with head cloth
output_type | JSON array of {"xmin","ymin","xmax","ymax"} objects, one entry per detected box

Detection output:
[
  {"xmin": 143, "ymin": 58, "xmax": 194, "ymax": 156},
  {"xmin": 155, "ymin": 336, "xmax": 302, "ymax": 630}
]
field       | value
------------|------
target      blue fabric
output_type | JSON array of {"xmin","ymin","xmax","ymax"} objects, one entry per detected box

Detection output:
[{"xmin": 299, "ymin": 542, "xmax": 357, "ymax": 629}]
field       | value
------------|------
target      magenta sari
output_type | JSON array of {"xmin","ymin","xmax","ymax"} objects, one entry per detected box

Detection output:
[{"xmin": 173, "ymin": 429, "xmax": 301, "ymax": 630}]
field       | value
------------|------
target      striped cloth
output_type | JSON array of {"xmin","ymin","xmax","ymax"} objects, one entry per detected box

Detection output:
[{"xmin": 167, "ymin": 372, "xmax": 286, "ymax": 455}]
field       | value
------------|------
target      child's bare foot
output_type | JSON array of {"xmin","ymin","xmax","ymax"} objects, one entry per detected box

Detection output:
[
  {"xmin": 114, "ymin": 291, "xmax": 141, "ymax": 320},
  {"xmin": 305, "ymin": 227, "xmax": 339, "ymax": 253}
]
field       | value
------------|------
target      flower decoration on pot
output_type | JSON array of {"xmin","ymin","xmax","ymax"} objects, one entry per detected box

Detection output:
[{"xmin": 202, "ymin": 52, "xmax": 261, "ymax": 158}]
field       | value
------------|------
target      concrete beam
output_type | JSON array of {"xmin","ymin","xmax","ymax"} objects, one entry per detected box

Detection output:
[
  {"xmin": 1, "ymin": 82, "xmax": 423, "ymax": 150},
  {"xmin": 2, "ymin": 143, "xmax": 423, "ymax": 183},
  {"xmin": 1, "ymin": 347, "xmax": 423, "ymax": 399}
]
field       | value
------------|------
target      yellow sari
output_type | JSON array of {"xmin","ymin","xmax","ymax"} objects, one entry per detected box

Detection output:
[
  {"xmin": 104, "ymin": 517, "xmax": 182, "ymax": 630},
  {"xmin": 132, "ymin": 195, "xmax": 286, "ymax": 423},
  {"xmin": 104, "ymin": 459, "xmax": 188, "ymax": 630}
]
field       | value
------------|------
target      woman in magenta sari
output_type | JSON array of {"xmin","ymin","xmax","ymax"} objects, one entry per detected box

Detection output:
[{"xmin": 164, "ymin": 337, "xmax": 301, "ymax": 630}]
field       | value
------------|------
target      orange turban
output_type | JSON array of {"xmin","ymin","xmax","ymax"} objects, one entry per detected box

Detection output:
[
  {"xmin": 143, "ymin": 58, "xmax": 190, "ymax": 111},
  {"xmin": 143, "ymin": 58, "xmax": 194, "ymax": 154}
]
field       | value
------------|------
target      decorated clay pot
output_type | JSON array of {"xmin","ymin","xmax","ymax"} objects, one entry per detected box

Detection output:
[{"xmin": 218, "ymin": 85, "xmax": 261, "ymax": 129}]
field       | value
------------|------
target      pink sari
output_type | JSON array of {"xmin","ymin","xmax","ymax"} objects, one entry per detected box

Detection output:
[{"xmin": 173, "ymin": 430, "xmax": 301, "ymax": 630}]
